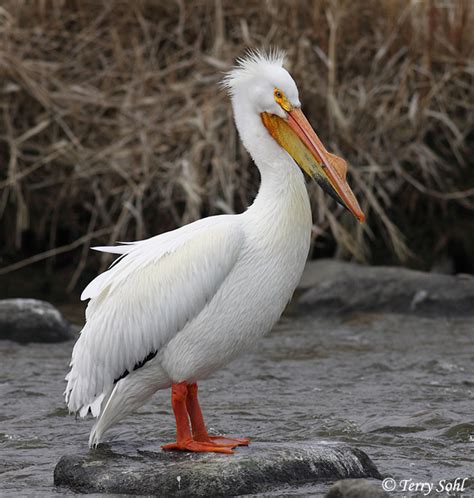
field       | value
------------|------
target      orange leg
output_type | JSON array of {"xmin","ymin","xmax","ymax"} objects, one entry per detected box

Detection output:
[
  {"xmin": 186, "ymin": 383, "xmax": 250, "ymax": 447},
  {"xmin": 161, "ymin": 382, "xmax": 233, "ymax": 454}
]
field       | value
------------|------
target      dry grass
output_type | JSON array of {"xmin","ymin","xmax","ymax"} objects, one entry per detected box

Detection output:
[{"xmin": 0, "ymin": 0, "xmax": 473, "ymax": 289}]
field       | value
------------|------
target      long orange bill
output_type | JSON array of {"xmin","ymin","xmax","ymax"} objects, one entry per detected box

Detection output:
[{"xmin": 261, "ymin": 108, "xmax": 365, "ymax": 222}]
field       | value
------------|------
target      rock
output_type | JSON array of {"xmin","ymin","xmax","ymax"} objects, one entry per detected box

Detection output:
[
  {"xmin": 298, "ymin": 260, "xmax": 474, "ymax": 316},
  {"xmin": 54, "ymin": 441, "xmax": 381, "ymax": 495},
  {"xmin": 0, "ymin": 299, "xmax": 74, "ymax": 343},
  {"xmin": 326, "ymin": 478, "xmax": 388, "ymax": 498}
]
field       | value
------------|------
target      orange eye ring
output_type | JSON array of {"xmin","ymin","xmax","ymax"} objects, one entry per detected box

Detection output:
[{"xmin": 274, "ymin": 88, "xmax": 291, "ymax": 112}]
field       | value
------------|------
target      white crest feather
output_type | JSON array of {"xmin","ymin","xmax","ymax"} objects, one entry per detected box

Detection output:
[{"xmin": 221, "ymin": 48, "xmax": 286, "ymax": 95}]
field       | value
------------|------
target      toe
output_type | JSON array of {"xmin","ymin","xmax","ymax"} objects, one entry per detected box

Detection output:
[
  {"xmin": 161, "ymin": 440, "xmax": 234, "ymax": 454},
  {"xmin": 209, "ymin": 436, "xmax": 250, "ymax": 446},
  {"xmin": 189, "ymin": 441, "xmax": 234, "ymax": 454},
  {"xmin": 161, "ymin": 442, "xmax": 179, "ymax": 450}
]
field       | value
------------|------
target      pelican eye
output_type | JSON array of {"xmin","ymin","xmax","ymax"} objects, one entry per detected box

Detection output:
[{"xmin": 274, "ymin": 88, "xmax": 291, "ymax": 111}]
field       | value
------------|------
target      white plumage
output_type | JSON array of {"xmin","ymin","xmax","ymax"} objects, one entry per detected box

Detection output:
[{"xmin": 65, "ymin": 50, "xmax": 363, "ymax": 450}]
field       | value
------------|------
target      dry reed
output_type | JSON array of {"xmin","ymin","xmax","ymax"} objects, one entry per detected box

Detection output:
[{"xmin": 0, "ymin": 0, "xmax": 473, "ymax": 289}]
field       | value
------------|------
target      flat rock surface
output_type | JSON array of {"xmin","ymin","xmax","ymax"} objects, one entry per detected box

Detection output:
[
  {"xmin": 54, "ymin": 440, "xmax": 380, "ymax": 496},
  {"xmin": 298, "ymin": 260, "xmax": 474, "ymax": 315},
  {"xmin": 0, "ymin": 298, "xmax": 74, "ymax": 343}
]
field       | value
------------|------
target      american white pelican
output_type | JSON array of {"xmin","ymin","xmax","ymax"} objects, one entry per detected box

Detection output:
[{"xmin": 65, "ymin": 50, "xmax": 364, "ymax": 454}]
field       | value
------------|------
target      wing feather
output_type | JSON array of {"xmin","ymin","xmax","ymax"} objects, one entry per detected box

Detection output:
[{"xmin": 65, "ymin": 216, "xmax": 243, "ymax": 415}]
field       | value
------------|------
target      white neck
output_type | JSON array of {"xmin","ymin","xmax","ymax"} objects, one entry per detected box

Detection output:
[
  {"xmin": 230, "ymin": 96, "xmax": 313, "ymax": 313},
  {"xmin": 232, "ymin": 96, "xmax": 311, "ymax": 219}
]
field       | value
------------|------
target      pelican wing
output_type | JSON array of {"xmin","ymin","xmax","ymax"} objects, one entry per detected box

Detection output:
[{"xmin": 65, "ymin": 215, "xmax": 243, "ymax": 416}]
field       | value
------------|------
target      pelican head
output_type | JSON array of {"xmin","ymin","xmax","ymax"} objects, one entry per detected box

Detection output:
[{"xmin": 223, "ymin": 49, "xmax": 365, "ymax": 222}]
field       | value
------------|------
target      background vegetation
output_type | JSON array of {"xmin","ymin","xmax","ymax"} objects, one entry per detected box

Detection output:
[{"xmin": 1, "ymin": 0, "xmax": 473, "ymax": 295}]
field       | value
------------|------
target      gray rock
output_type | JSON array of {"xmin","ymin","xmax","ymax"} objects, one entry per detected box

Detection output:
[
  {"xmin": 326, "ymin": 478, "xmax": 389, "ymax": 498},
  {"xmin": 54, "ymin": 440, "xmax": 381, "ymax": 495},
  {"xmin": 298, "ymin": 260, "xmax": 474, "ymax": 316},
  {"xmin": 0, "ymin": 298, "xmax": 74, "ymax": 343}
]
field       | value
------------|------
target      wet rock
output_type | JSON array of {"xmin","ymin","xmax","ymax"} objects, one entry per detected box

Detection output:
[
  {"xmin": 298, "ymin": 260, "xmax": 474, "ymax": 316},
  {"xmin": 326, "ymin": 478, "xmax": 388, "ymax": 498},
  {"xmin": 54, "ymin": 440, "xmax": 381, "ymax": 495},
  {"xmin": 0, "ymin": 299, "xmax": 74, "ymax": 343}
]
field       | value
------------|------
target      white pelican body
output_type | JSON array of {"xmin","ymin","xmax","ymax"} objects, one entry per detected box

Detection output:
[{"xmin": 65, "ymin": 50, "xmax": 363, "ymax": 452}]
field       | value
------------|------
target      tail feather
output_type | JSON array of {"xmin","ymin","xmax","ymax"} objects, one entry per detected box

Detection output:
[
  {"xmin": 88, "ymin": 365, "xmax": 171, "ymax": 448},
  {"xmin": 88, "ymin": 387, "xmax": 116, "ymax": 447}
]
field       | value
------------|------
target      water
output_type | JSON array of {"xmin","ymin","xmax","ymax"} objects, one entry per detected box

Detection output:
[{"xmin": 0, "ymin": 310, "xmax": 472, "ymax": 496}]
